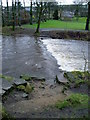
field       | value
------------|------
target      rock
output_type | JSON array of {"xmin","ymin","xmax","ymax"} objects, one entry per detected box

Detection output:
[
  {"xmin": 55, "ymin": 74, "xmax": 68, "ymax": 85},
  {"xmin": 13, "ymin": 78, "xmax": 27, "ymax": 86},
  {"xmin": 32, "ymin": 76, "xmax": 45, "ymax": 81},
  {"xmin": 39, "ymin": 85, "xmax": 45, "ymax": 89},
  {"xmin": 0, "ymin": 90, "xmax": 6, "ymax": 96},
  {"xmin": 41, "ymin": 38, "xmax": 43, "ymax": 40},
  {"xmin": 22, "ymin": 93, "xmax": 28, "ymax": 98},
  {"xmin": 2, "ymin": 78, "xmax": 13, "ymax": 91},
  {"xmin": 49, "ymin": 85, "xmax": 56, "ymax": 89}
]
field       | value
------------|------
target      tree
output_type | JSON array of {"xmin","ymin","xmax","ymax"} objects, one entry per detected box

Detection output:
[
  {"xmin": 18, "ymin": 0, "xmax": 21, "ymax": 26},
  {"xmin": 85, "ymin": 2, "xmax": 90, "ymax": 30},
  {"xmin": 6, "ymin": 0, "xmax": 9, "ymax": 25},
  {"xmin": 53, "ymin": 9, "xmax": 58, "ymax": 20},
  {"xmin": 30, "ymin": 0, "xmax": 33, "ymax": 25},
  {"xmin": 35, "ymin": 1, "xmax": 43, "ymax": 33},
  {"xmin": 12, "ymin": 0, "xmax": 15, "ymax": 30},
  {"xmin": 73, "ymin": 0, "xmax": 90, "ymax": 30}
]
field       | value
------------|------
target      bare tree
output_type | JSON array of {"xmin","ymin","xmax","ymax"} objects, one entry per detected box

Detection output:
[
  {"xmin": 30, "ymin": 0, "xmax": 33, "ymax": 25},
  {"xmin": 35, "ymin": 1, "xmax": 43, "ymax": 33},
  {"xmin": 73, "ymin": 0, "xmax": 90, "ymax": 30},
  {"xmin": 85, "ymin": 1, "xmax": 90, "ymax": 30},
  {"xmin": 18, "ymin": 0, "xmax": 21, "ymax": 26},
  {"xmin": 12, "ymin": 0, "xmax": 15, "ymax": 30},
  {"xmin": 6, "ymin": 0, "xmax": 9, "ymax": 25}
]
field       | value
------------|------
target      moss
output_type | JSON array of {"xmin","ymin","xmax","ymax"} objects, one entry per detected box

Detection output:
[
  {"xmin": 17, "ymin": 83, "xmax": 34, "ymax": 94},
  {"xmin": 0, "ymin": 105, "xmax": 15, "ymax": 120},
  {"xmin": 64, "ymin": 71, "xmax": 90, "ymax": 87},
  {"xmin": 75, "ymin": 79, "xmax": 88, "ymax": 87},
  {"xmin": 25, "ymin": 82, "xmax": 34, "ymax": 93},
  {"xmin": 17, "ymin": 85, "xmax": 26, "ymax": 91},
  {"xmin": 61, "ymin": 86, "xmax": 68, "ymax": 93},
  {"xmin": 55, "ymin": 93, "xmax": 89, "ymax": 109},
  {"xmin": 20, "ymin": 74, "xmax": 32, "ymax": 81},
  {"xmin": 0, "ymin": 74, "xmax": 13, "ymax": 82}
]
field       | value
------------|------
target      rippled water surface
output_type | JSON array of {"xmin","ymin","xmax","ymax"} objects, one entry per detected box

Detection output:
[{"xmin": 42, "ymin": 38, "xmax": 89, "ymax": 71}]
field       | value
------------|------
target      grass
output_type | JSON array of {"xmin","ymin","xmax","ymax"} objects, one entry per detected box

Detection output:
[
  {"xmin": 0, "ymin": 74, "xmax": 13, "ymax": 82},
  {"xmin": 0, "ymin": 104, "xmax": 15, "ymax": 120},
  {"xmin": 55, "ymin": 93, "xmax": 89, "ymax": 109},
  {"xmin": 64, "ymin": 71, "xmax": 90, "ymax": 87},
  {"xmin": 22, "ymin": 17, "xmax": 89, "ymax": 30}
]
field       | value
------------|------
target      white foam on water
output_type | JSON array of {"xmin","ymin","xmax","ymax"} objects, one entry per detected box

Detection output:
[{"xmin": 42, "ymin": 38, "xmax": 88, "ymax": 72}]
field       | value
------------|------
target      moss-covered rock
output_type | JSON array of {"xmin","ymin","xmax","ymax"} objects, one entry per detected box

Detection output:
[
  {"xmin": 20, "ymin": 74, "xmax": 32, "ymax": 81},
  {"xmin": 64, "ymin": 71, "xmax": 90, "ymax": 87},
  {"xmin": 25, "ymin": 82, "xmax": 34, "ymax": 93},
  {"xmin": 17, "ymin": 82, "xmax": 34, "ymax": 94}
]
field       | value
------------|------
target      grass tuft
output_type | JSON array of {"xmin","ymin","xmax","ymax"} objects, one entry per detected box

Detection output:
[{"xmin": 55, "ymin": 93, "xmax": 89, "ymax": 109}]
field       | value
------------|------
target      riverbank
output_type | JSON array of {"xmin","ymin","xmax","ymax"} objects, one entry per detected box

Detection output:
[
  {"xmin": 1, "ymin": 27, "xmax": 89, "ymax": 119},
  {"xmin": 2, "ymin": 27, "xmax": 90, "ymax": 41},
  {"xmin": 1, "ymin": 71, "xmax": 89, "ymax": 119}
]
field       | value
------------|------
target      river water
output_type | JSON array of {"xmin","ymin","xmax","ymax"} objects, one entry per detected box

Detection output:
[
  {"xmin": 42, "ymin": 38, "xmax": 89, "ymax": 72},
  {"xmin": 1, "ymin": 35, "xmax": 89, "ymax": 78}
]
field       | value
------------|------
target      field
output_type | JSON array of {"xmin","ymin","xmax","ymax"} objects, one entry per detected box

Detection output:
[{"xmin": 23, "ymin": 17, "xmax": 89, "ymax": 30}]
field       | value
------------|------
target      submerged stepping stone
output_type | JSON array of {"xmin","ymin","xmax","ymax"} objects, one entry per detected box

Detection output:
[
  {"xmin": 2, "ymin": 78, "xmax": 13, "ymax": 91},
  {"xmin": 13, "ymin": 78, "xmax": 27, "ymax": 86}
]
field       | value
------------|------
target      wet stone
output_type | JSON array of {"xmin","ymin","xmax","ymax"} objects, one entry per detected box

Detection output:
[
  {"xmin": 22, "ymin": 93, "xmax": 28, "ymax": 98},
  {"xmin": 0, "ymin": 89, "xmax": 6, "ymax": 96},
  {"xmin": 56, "ymin": 74, "xmax": 68, "ymax": 85},
  {"xmin": 2, "ymin": 78, "xmax": 13, "ymax": 91},
  {"xmin": 32, "ymin": 76, "xmax": 45, "ymax": 81},
  {"xmin": 13, "ymin": 78, "xmax": 27, "ymax": 86}
]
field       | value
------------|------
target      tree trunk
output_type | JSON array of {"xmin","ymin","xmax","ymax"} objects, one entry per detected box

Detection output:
[
  {"xmin": 30, "ymin": 0, "xmax": 33, "ymax": 25},
  {"xmin": 12, "ymin": 0, "xmax": 15, "ymax": 31},
  {"xmin": 48, "ymin": 3, "xmax": 50, "ymax": 19},
  {"xmin": 35, "ymin": 2, "xmax": 43, "ymax": 33},
  {"xmin": 7, "ymin": 0, "xmax": 9, "ymax": 26},
  {"xmin": 15, "ymin": 0, "xmax": 16, "ymax": 26},
  {"xmin": 1, "ymin": 1, "xmax": 5, "ymax": 27},
  {"xmin": 36, "ymin": 2, "xmax": 39, "ymax": 23},
  {"xmin": 85, "ymin": 2, "xmax": 90, "ymax": 30},
  {"xmin": 18, "ymin": 0, "xmax": 21, "ymax": 26}
]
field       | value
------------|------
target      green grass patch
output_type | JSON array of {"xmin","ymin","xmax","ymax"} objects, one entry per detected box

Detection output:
[
  {"xmin": 0, "ymin": 104, "xmax": 15, "ymax": 120},
  {"xmin": 0, "ymin": 74, "xmax": 13, "ymax": 82},
  {"xmin": 55, "ymin": 93, "xmax": 89, "ymax": 109},
  {"xmin": 23, "ymin": 19, "xmax": 88, "ymax": 30}
]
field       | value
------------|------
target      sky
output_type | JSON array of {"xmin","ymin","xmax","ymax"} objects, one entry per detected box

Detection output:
[{"xmin": 1, "ymin": 0, "xmax": 74, "ymax": 6}]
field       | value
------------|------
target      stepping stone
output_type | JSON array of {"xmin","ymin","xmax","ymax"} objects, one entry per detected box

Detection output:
[
  {"xmin": 2, "ymin": 78, "xmax": 13, "ymax": 91},
  {"xmin": 13, "ymin": 78, "xmax": 27, "ymax": 86},
  {"xmin": 56, "ymin": 73, "xmax": 68, "ymax": 85},
  {"xmin": 0, "ymin": 90, "xmax": 6, "ymax": 96}
]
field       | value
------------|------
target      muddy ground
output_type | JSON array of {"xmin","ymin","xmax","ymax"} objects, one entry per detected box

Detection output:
[
  {"xmin": 2, "ymin": 75, "xmax": 89, "ymax": 119},
  {"xmin": 2, "ymin": 27, "xmax": 90, "ymax": 41}
]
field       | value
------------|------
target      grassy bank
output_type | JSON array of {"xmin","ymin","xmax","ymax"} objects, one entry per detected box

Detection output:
[{"xmin": 23, "ymin": 17, "xmax": 89, "ymax": 30}]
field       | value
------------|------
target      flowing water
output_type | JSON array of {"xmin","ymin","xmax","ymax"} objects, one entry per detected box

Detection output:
[{"xmin": 42, "ymin": 38, "xmax": 89, "ymax": 72}]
